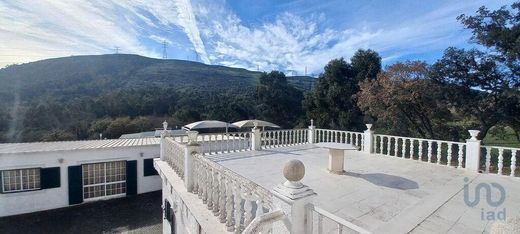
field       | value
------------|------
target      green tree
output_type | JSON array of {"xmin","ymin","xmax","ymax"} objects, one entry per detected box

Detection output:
[
  {"xmin": 431, "ymin": 2, "xmax": 520, "ymax": 139},
  {"xmin": 305, "ymin": 49, "xmax": 381, "ymax": 130},
  {"xmin": 256, "ymin": 71, "xmax": 303, "ymax": 128},
  {"xmin": 351, "ymin": 49, "xmax": 382, "ymax": 82}
]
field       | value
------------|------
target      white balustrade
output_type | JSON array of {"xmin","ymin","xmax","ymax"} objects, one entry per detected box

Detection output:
[
  {"xmin": 198, "ymin": 132, "xmax": 251, "ymax": 155},
  {"xmin": 163, "ymin": 137, "xmax": 185, "ymax": 179},
  {"xmin": 373, "ymin": 134, "xmax": 466, "ymax": 169},
  {"xmin": 481, "ymin": 146, "xmax": 519, "ymax": 177},
  {"xmin": 314, "ymin": 129, "xmax": 364, "ymax": 151},
  {"xmin": 190, "ymin": 152, "xmax": 275, "ymax": 233},
  {"xmin": 261, "ymin": 129, "xmax": 308, "ymax": 148}
]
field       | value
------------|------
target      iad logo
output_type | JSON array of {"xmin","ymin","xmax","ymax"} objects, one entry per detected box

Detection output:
[{"xmin": 463, "ymin": 177, "xmax": 506, "ymax": 221}]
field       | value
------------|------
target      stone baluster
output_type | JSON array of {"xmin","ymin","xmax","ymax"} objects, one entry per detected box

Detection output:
[
  {"xmin": 418, "ymin": 140, "xmax": 423, "ymax": 161},
  {"xmin": 410, "ymin": 139, "xmax": 415, "ymax": 160},
  {"xmin": 498, "ymin": 148, "xmax": 504, "ymax": 175},
  {"xmin": 400, "ymin": 139, "xmax": 406, "ymax": 158},
  {"xmin": 447, "ymin": 143, "xmax": 453, "ymax": 166},
  {"xmin": 192, "ymin": 161, "xmax": 199, "ymax": 194},
  {"xmin": 485, "ymin": 147, "xmax": 491, "ymax": 173},
  {"xmin": 206, "ymin": 169, "xmax": 213, "ymax": 208},
  {"xmin": 457, "ymin": 144, "xmax": 464, "ymax": 169},
  {"xmin": 437, "ymin": 142, "xmax": 443, "ymax": 165},
  {"xmin": 201, "ymin": 164, "xmax": 208, "ymax": 202},
  {"xmin": 219, "ymin": 174, "xmax": 227, "ymax": 222},
  {"xmin": 212, "ymin": 170, "xmax": 220, "ymax": 214},
  {"xmin": 511, "ymin": 150, "xmax": 517, "ymax": 177},
  {"xmin": 225, "ymin": 181, "xmax": 235, "ymax": 232},
  {"xmin": 243, "ymin": 190, "xmax": 254, "ymax": 228},
  {"xmin": 234, "ymin": 183, "xmax": 244, "ymax": 233},
  {"xmin": 393, "ymin": 137, "xmax": 398, "ymax": 157},
  {"xmin": 197, "ymin": 163, "xmax": 204, "ymax": 199},
  {"xmin": 379, "ymin": 136, "xmax": 383, "ymax": 154},
  {"xmin": 427, "ymin": 141, "xmax": 433, "ymax": 163}
]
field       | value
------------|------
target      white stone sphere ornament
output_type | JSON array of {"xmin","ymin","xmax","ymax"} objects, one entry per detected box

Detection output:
[{"xmin": 283, "ymin": 159, "xmax": 305, "ymax": 189}]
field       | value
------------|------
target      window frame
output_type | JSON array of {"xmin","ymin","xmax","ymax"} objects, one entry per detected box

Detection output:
[
  {"xmin": 82, "ymin": 161, "xmax": 126, "ymax": 201},
  {"xmin": 1, "ymin": 167, "xmax": 41, "ymax": 193}
]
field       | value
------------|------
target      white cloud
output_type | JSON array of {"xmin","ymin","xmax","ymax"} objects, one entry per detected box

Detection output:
[
  {"xmin": 0, "ymin": 0, "xmax": 210, "ymax": 67},
  {"xmin": 192, "ymin": 0, "xmax": 501, "ymax": 74}
]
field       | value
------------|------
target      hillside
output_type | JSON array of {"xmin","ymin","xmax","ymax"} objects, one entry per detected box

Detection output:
[{"xmin": 0, "ymin": 54, "xmax": 315, "ymax": 142}]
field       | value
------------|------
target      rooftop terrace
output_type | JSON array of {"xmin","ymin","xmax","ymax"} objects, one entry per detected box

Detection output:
[
  {"xmin": 156, "ymin": 125, "xmax": 520, "ymax": 234},
  {"xmin": 208, "ymin": 144, "xmax": 520, "ymax": 233}
]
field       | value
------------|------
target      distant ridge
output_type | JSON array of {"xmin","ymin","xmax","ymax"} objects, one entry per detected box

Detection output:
[{"xmin": 0, "ymin": 54, "xmax": 315, "ymax": 100}]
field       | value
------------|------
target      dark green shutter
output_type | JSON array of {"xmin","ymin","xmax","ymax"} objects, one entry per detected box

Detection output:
[
  {"xmin": 143, "ymin": 158, "xmax": 158, "ymax": 176},
  {"xmin": 41, "ymin": 167, "xmax": 61, "ymax": 189},
  {"xmin": 0, "ymin": 172, "xmax": 3, "ymax": 193},
  {"xmin": 164, "ymin": 200, "xmax": 171, "ymax": 221},
  {"xmin": 68, "ymin": 166, "xmax": 83, "ymax": 205},
  {"xmin": 126, "ymin": 160, "xmax": 137, "ymax": 195}
]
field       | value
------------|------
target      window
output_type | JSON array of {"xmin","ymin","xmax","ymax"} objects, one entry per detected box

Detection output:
[
  {"xmin": 1, "ymin": 168, "xmax": 41, "ymax": 193},
  {"xmin": 143, "ymin": 158, "xmax": 159, "ymax": 176},
  {"xmin": 82, "ymin": 161, "xmax": 126, "ymax": 200}
]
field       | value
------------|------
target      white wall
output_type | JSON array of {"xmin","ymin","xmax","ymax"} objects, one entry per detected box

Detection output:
[{"xmin": 0, "ymin": 145, "xmax": 161, "ymax": 217}]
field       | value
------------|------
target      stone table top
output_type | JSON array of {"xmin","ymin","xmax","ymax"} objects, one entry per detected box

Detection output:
[{"xmin": 315, "ymin": 142, "xmax": 359, "ymax": 150}]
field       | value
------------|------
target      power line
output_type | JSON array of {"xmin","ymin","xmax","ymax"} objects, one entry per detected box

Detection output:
[{"xmin": 162, "ymin": 40, "xmax": 168, "ymax": 59}]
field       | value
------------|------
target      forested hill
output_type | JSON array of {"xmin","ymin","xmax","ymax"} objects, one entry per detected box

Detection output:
[{"xmin": 0, "ymin": 54, "xmax": 314, "ymax": 142}]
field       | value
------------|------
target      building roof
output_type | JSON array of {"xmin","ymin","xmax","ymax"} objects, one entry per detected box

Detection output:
[
  {"xmin": 119, "ymin": 129, "xmax": 187, "ymax": 139},
  {"xmin": 0, "ymin": 138, "xmax": 160, "ymax": 155}
]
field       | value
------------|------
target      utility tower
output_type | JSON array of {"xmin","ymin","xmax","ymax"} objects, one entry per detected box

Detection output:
[
  {"xmin": 114, "ymin": 46, "xmax": 120, "ymax": 54},
  {"xmin": 162, "ymin": 40, "xmax": 168, "ymax": 59}
]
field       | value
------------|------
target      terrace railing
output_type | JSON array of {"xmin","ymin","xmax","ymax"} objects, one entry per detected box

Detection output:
[
  {"xmin": 261, "ymin": 129, "xmax": 308, "ymax": 148},
  {"xmin": 198, "ymin": 132, "xmax": 251, "ymax": 155},
  {"xmin": 163, "ymin": 137, "xmax": 185, "ymax": 180},
  {"xmin": 191, "ymin": 152, "xmax": 277, "ymax": 233},
  {"xmin": 315, "ymin": 129, "xmax": 364, "ymax": 151},
  {"xmin": 306, "ymin": 204, "xmax": 372, "ymax": 234},
  {"xmin": 481, "ymin": 146, "xmax": 519, "ymax": 177},
  {"xmin": 373, "ymin": 134, "xmax": 466, "ymax": 168}
]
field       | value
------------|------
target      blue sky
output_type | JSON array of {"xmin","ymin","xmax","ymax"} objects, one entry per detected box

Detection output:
[{"xmin": 0, "ymin": 0, "xmax": 513, "ymax": 75}]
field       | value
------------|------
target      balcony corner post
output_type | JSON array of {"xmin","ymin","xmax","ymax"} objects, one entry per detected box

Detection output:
[
  {"xmin": 160, "ymin": 121, "xmax": 168, "ymax": 160},
  {"xmin": 272, "ymin": 159, "xmax": 316, "ymax": 234},
  {"xmin": 185, "ymin": 130, "xmax": 200, "ymax": 192},
  {"xmin": 251, "ymin": 126, "xmax": 262, "ymax": 151},
  {"xmin": 465, "ymin": 130, "xmax": 481, "ymax": 173},
  {"xmin": 308, "ymin": 119, "xmax": 315, "ymax": 144},
  {"xmin": 363, "ymin": 124, "xmax": 374, "ymax": 154}
]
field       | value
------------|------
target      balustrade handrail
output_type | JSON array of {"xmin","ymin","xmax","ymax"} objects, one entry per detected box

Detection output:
[
  {"xmin": 308, "ymin": 204, "xmax": 372, "ymax": 234},
  {"xmin": 242, "ymin": 209, "xmax": 285, "ymax": 234},
  {"xmin": 262, "ymin": 128, "xmax": 308, "ymax": 133},
  {"xmin": 315, "ymin": 128, "xmax": 363, "ymax": 134},
  {"xmin": 481, "ymin": 145, "xmax": 520, "ymax": 151},
  {"xmin": 373, "ymin": 133, "xmax": 464, "ymax": 145}
]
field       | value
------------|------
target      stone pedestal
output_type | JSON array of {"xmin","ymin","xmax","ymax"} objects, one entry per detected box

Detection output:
[
  {"xmin": 251, "ymin": 127, "xmax": 262, "ymax": 151},
  {"xmin": 328, "ymin": 149, "xmax": 345, "ymax": 174},
  {"xmin": 271, "ymin": 159, "xmax": 316, "ymax": 234},
  {"xmin": 363, "ymin": 124, "xmax": 373, "ymax": 154},
  {"xmin": 465, "ymin": 130, "xmax": 481, "ymax": 173},
  {"xmin": 308, "ymin": 120, "xmax": 315, "ymax": 144}
]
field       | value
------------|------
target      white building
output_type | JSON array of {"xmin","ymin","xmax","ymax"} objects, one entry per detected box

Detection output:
[
  {"xmin": 155, "ymin": 123, "xmax": 520, "ymax": 234},
  {"xmin": 0, "ymin": 138, "xmax": 162, "ymax": 217}
]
